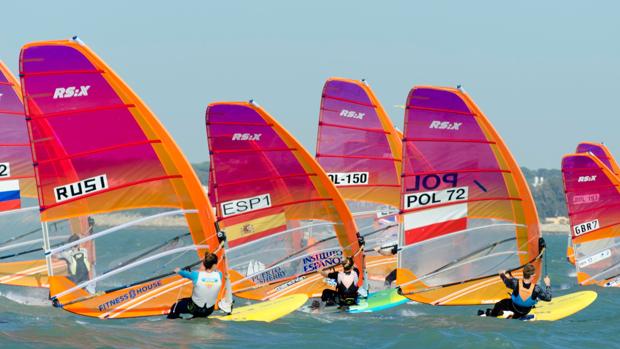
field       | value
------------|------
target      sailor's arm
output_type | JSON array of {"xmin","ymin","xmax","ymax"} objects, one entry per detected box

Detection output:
[
  {"xmin": 537, "ymin": 276, "xmax": 552, "ymax": 301},
  {"xmin": 175, "ymin": 268, "xmax": 198, "ymax": 283},
  {"xmin": 319, "ymin": 266, "xmax": 336, "ymax": 278},
  {"xmin": 499, "ymin": 270, "xmax": 517, "ymax": 289},
  {"xmin": 374, "ymin": 245, "xmax": 397, "ymax": 256}
]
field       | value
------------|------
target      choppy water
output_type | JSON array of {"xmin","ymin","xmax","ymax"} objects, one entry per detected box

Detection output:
[{"xmin": 0, "ymin": 234, "xmax": 612, "ymax": 348}]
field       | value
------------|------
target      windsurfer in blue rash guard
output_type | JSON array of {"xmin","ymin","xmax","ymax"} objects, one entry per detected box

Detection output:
[
  {"xmin": 167, "ymin": 252, "xmax": 222, "ymax": 319},
  {"xmin": 478, "ymin": 264, "xmax": 552, "ymax": 319}
]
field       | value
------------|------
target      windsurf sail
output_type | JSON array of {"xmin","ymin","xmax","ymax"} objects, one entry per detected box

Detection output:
[
  {"xmin": 206, "ymin": 101, "xmax": 363, "ymax": 301},
  {"xmin": 397, "ymin": 86, "xmax": 542, "ymax": 305},
  {"xmin": 565, "ymin": 142, "xmax": 620, "ymax": 265},
  {"xmin": 561, "ymin": 152, "xmax": 620, "ymax": 287},
  {"xmin": 0, "ymin": 60, "xmax": 54, "ymax": 288},
  {"xmin": 315, "ymin": 78, "xmax": 401, "ymax": 280},
  {"xmin": 20, "ymin": 38, "xmax": 227, "ymax": 318}
]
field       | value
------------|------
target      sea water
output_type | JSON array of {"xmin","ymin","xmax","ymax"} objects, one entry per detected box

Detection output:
[{"xmin": 0, "ymin": 234, "xmax": 612, "ymax": 348}]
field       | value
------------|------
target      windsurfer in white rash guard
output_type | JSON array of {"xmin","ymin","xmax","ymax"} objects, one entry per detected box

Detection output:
[
  {"xmin": 167, "ymin": 252, "xmax": 222, "ymax": 319},
  {"xmin": 312, "ymin": 257, "xmax": 361, "ymax": 309}
]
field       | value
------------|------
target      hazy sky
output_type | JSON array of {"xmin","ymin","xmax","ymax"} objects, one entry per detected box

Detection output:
[{"xmin": 2, "ymin": 1, "xmax": 618, "ymax": 168}]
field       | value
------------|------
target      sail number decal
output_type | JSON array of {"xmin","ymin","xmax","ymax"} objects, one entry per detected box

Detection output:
[
  {"xmin": 573, "ymin": 219, "xmax": 599, "ymax": 236},
  {"xmin": 409, "ymin": 173, "xmax": 458, "ymax": 191},
  {"xmin": 328, "ymin": 172, "xmax": 369, "ymax": 186},
  {"xmin": 221, "ymin": 193, "xmax": 271, "ymax": 217},
  {"xmin": 577, "ymin": 249, "xmax": 611, "ymax": 268},
  {"xmin": 0, "ymin": 162, "xmax": 10, "ymax": 177},
  {"xmin": 54, "ymin": 174, "xmax": 109, "ymax": 203},
  {"xmin": 404, "ymin": 186, "xmax": 468, "ymax": 209},
  {"xmin": 573, "ymin": 193, "xmax": 600, "ymax": 204}
]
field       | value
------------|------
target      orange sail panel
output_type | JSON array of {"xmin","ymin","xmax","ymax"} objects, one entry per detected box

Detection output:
[
  {"xmin": 206, "ymin": 101, "xmax": 362, "ymax": 300},
  {"xmin": 397, "ymin": 86, "xmax": 541, "ymax": 305},
  {"xmin": 20, "ymin": 39, "xmax": 222, "ymax": 318},
  {"xmin": 315, "ymin": 78, "xmax": 401, "ymax": 280},
  {"xmin": 562, "ymin": 152, "xmax": 620, "ymax": 287}
]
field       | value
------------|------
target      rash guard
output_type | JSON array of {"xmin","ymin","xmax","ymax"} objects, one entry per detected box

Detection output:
[
  {"xmin": 327, "ymin": 267, "xmax": 360, "ymax": 304},
  {"xmin": 500, "ymin": 274, "xmax": 551, "ymax": 312},
  {"xmin": 178, "ymin": 270, "xmax": 222, "ymax": 308}
]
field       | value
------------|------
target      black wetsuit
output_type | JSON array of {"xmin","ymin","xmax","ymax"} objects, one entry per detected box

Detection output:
[
  {"xmin": 321, "ymin": 267, "xmax": 360, "ymax": 307},
  {"xmin": 489, "ymin": 274, "xmax": 552, "ymax": 318},
  {"xmin": 167, "ymin": 298, "xmax": 214, "ymax": 319}
]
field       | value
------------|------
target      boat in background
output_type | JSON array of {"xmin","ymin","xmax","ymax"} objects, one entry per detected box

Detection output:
[
  {"xmin": 397, "ymin": 86, "xmax": 543, "ymax": 305},
  {"xmin": 206, "ymin": 101, "xmax": 364, "ymax": 301},
  {"xmin": 315, "ymin": 78, "xmax": 401, "ymax": 285}
]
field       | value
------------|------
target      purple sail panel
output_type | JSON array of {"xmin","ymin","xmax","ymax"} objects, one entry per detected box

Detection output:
[
  {"xmin": 20, "ymin": 42, "xmax": 188, "ymax": 219},
  {"xmin": 576, "ymin": 142, "xmax": 620, "ymax": 176}
]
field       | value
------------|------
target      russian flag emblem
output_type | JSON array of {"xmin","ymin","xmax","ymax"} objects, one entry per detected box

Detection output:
[{"xmin": 0, "ymin": 180, "xmax": 20, "ymax": 211}]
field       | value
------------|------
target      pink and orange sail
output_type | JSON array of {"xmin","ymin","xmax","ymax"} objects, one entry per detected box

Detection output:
[
  {"xmin": 562, "ymin": 143, "xmax": 620, "ymax": 287},
  {"xmin": 397, "ymin": 86, "xmax": 542, "ymax": 305},
  {"xmin": 206, "ymin": 101, "xmax": 363, "ymax": 301},
  {"xmin": 20, "ymin": 38, "xmax": 226, "ymax": 318},
  {"xmin": 565, "ymin": 142, "xmax": 620, "ymax": 265},
  {"xmin": 315, "ymin": 78, "xmax": 401, "ymax": 280},
  {"xmin": 0, "ymin": 61, "xmax": 50, "ymax": 288}
]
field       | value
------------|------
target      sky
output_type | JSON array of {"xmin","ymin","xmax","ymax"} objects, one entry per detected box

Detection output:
[{"xmin": 2, "ymin": 1, "xmax": 618, "ymax": 168}]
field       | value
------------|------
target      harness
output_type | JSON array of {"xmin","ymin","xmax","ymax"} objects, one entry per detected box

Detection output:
[
  {"xmin": 186, "ymin": 299, "xmax": 213, "ymax": 317},
  {"xmin": 511, "ymin": 279, "xmax": 537, "ymax": 308},
  {"xmin": 67, "ymin": 250, "xmax": 90, "ymax": 275}
]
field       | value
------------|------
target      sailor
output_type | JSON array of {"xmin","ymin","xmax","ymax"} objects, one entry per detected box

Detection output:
[
  {"xmin": 59, "ymin": 234, "xmax": 91, "ymax": 285},
  {"xmin": 316, "ymin": 257, "xmax": 361, "ymax": 308},
  {"xmin": 479, "ymin": 264, "xmax": 552, "ymax": 319},
  {"xmin": 167, "ymin": 252, "xmax": 222, "ymax": 319},
  {"xmin": 374, "ymin": 245, "xmax": 398, "ymax": 286}
]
